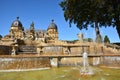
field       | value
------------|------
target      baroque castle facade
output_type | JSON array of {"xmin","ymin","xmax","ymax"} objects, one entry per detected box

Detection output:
[
  {"xmin": 0, "ymin": 17, "xmax": 109, "ymax": 56},
  {"xmin": 3, "ymin": 17, "xmax": 58, "ymax": 44}
]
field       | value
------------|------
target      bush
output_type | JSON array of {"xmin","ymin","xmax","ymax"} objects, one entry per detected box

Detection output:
[{"xmin": 104, "ymin": 35, "xmax": 110, "ymax": 43}]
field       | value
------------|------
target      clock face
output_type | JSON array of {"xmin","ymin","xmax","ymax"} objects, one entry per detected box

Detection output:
[{"xmin": 14, "ymin": 21, "xmax": 18, "ymax": 26}]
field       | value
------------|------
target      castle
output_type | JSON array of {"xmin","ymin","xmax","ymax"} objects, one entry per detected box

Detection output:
[
  {"xmin": 0, "ymin": 17, "xmax": 119, "ymax": 56},
  {"xmin": 2, "ymin": 17, "xmax": 59, "ymax": 44},
  {"xmin": 0, "ymin": 17, "xmax": 86, "ymax": 55},
  {"xmin": 2, "ymin": 17, "xmax": 113, "ymax": 56}
]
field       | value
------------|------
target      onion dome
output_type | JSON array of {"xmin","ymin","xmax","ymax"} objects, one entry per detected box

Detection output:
[
  {"xmin": 48, "ymin": 20, "xmax": 58, "ymax": 30},
  {"xmin": 11, "ymin": 17, "xmax": 23, "ymax": 27}
]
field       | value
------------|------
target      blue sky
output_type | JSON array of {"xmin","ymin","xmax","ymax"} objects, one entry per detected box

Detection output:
[{"xmin": 0, "ymin": 0, "xmax": 119, "ymax": 42}]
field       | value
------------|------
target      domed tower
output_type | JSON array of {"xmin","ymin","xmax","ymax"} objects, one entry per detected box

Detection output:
[
  {"xmin": 9, "ymin": 17, "xmax": 24, "ymax": 39},
  {"xmin": 47, "ymin": 20, "xmax": 58, "ymax": 43}
]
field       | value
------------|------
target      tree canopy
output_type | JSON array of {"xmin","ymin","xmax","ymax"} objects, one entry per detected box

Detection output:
[
  {"xmin": 104, "ymin": 35, "xmax": 110, "ymax": 43},
  {"xmin": 0, "ymin": 35, "xmax": 2, "ymax": 40},
  {"xmin": 60, "ymin": 0, "xmax": 120, "ymax": 38}
]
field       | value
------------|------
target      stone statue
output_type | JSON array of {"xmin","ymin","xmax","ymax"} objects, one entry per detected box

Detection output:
[
  {"xmin": 30, "ymin": 22, "xmax": 34, "ymax": 31},
  {"xmin": 77, "ymin": 33, "xmax": 84, "ymax": 43},
  {"xmin": 11, "ymin": 46, "xmax": 16, "ymax": 55},
  {"xmin": 29, "ymin": 22, "xmax": 35, "ymax": 40},
  {"xmin": 95, "ymin": 26, "xmax": 102, "ymax": 43}
]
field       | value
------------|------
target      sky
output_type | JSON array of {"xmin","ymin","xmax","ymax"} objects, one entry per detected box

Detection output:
[{"xmin": 0, "ymin": 0, "xmax": 119, "ymax": 43}]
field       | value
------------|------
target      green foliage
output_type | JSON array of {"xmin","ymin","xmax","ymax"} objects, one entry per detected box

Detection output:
[
  {"xmin": 101, "ymin": 0, "xmax": 120, "ymax": 38},
  {"xmin": 60, "ymin": 0, "xmax": 99, "ymax": 29},
  {"xmin": 104, "ymin": 35, "xmax": 110, "ymax": 43},
  {"xmin": 0, "ymin": 35, "xmax": 2, "ymax": 40},
  {"xmin": 60, "ymin": 0, "xmax": 120, "ymax": 38},
  {"xmin": 65, "ymin": 39, "xmax": 79, "ymax": 44},
  {"xmin": 88, "ymin": 38, "xmax": 93, "ymax": 42},
  {"xmin": 83, "ymin": 38, "xmax": 93, "ymax": 42}
]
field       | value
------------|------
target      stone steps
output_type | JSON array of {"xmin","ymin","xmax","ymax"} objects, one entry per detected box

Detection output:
[{"xmin": 18, "ymin": 45, "xmax": 37, "ymax": 54}]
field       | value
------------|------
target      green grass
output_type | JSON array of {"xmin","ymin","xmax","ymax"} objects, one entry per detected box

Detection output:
[{"xmin": 0, "ymin": 67, "xmax": 120, "ymax": 80}]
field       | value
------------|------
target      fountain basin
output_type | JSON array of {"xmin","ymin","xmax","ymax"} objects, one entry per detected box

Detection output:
[{"xmin": 0, "ymin": 57, "xmax": 50, "ymax": 71}]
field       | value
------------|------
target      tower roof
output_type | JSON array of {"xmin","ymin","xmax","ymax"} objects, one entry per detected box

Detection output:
[
  {"xmin": 11, "ymin": 17, "xmax": 23, "ymax": 27},
  {"xmin": 48, "ymin": 20, "xmax": 57, "ymax": 30}
]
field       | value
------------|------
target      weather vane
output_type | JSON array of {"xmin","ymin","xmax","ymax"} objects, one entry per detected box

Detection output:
[
  {"xmin": 16, "ymin": 16, "xmax": 19, "ymax": 20},
  {"xmin": 51, "ymin": 19, "xmax": 54, "ymax": 23}
]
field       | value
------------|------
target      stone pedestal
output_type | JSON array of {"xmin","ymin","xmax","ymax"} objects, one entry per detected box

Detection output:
[{"xmin": 77, "ymin": 33, "xmax": 84, "ymax": 43}]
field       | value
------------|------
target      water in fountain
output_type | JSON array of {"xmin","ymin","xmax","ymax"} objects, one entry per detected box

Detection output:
[
  {"xmin": 80, "ymin": 52, "xmax": 94, "ymax": 75},
  {"xmin": 50, "ymin": 58, "xmax": 57, "ymax": 67}
]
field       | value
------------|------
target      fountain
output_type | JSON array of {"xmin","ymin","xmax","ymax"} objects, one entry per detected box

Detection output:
[
  {"xmin": 50, "ymin": 58, "xmax": 57, "ymax": 67},
  {"xmin": 80, "ymin": 52, "xmax": 94, "ymax": 75}
]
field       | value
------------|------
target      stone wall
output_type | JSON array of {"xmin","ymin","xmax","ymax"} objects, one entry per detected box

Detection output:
[
  {"xmin": 70, "ymin": 47, "xmax": 82, "ymax": 54},
  {"xmin": 0, "ymin": 45, "xmax": 11, "ymax": 55},
  {"xmin": 43, "ymin": 46, "xmax": 62, "ymax": 55},
  {"xmin": 102, "ymin": 57, "xmax": 120, "ymax": 67},
  {"xmin": 0, "ymin": 44, "xmax": 105, "ymax": 55},
  {"xmin": 0, "ymin": 57, "xmax": 50, "ymax": 70}
]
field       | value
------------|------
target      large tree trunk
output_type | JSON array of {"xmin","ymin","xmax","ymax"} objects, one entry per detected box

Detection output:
[
  {"xmin": 95, "ymin": 21, "xmax": 102, "ymax": 43},
  {"xmin": 95, "ymin": 21, "xmax": 100, "ymax": 35},
  {"xmin": 116, "ymin": 21, "xmax": 120, "ymax": 39},
  {"xmin": 117, "ymin": 28, "xmax": 120, "ymax": 39},
  {"xmin": 116, "ymin": 25, "xmax": 120, "ymax": 39}
]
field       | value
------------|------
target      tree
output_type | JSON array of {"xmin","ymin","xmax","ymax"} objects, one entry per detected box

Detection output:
[
  {"xmin": 100, "ymin": 0, "xmax": 120, "ymax": 38},
  {"xmin": 0, "ymin": 35, "xmax": 2, "ymax": 40},
  {"xmin": 83, "ymin": 38, "xmax": 93, "ymax": 42},
  {"xmin": 104, "ymin": 35, "xmax": 110, "ymax": 43},
  {"xmin": 60, "ymin": 0, "xmax": 120, "ymax": 39},
  {"xmin": 88, "ymin": 38, "xmax": 93, "ymax": 42}
]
